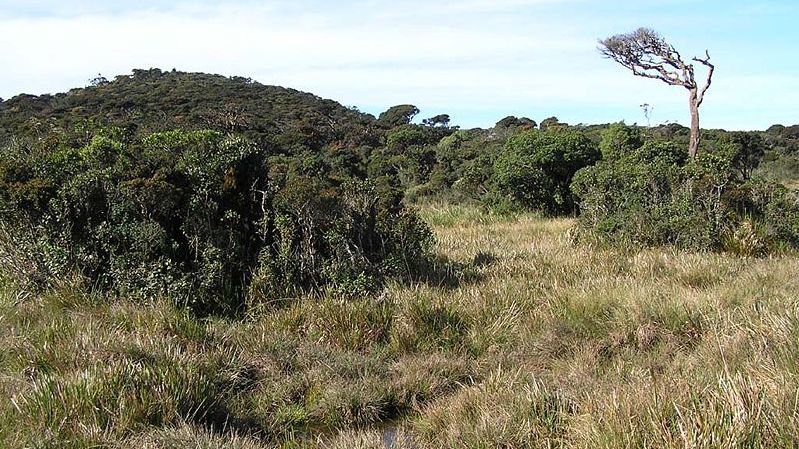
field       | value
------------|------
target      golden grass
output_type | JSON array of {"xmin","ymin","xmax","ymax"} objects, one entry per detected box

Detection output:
[
  {"xmin": 407, "ymin": 205, "xmax": 799, "ymax": 448},
  {"xmin": 2, "ymin": 203, "xmax": 798, "ymax": 448}
]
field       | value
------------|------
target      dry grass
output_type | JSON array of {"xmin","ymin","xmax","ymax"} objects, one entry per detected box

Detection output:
[
  {"xmin": 2, "ymin": 203, "xmax": 798, "ymax": 448},
  {"xmin": 410, "ymin": 205, "xmax": 799, "ymax": 449}
]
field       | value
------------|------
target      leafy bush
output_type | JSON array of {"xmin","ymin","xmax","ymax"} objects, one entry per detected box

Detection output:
[
  {"xmin": 490, "ymin": 127, "xmax": 600, "ymax": 214},
  {"xmin": 250, "ymin": 178, "xmax": 433, "ymax": 303},
  {"xmin": 571, "ymin": 129, "xmax": 799, "ymax": 253},
  {"xmin": 386, "ymin": 125, "xmax": 429, "ymax": 151},
  {"xmin": 0, "ymin": 129, "xmax": 432, "ymax": 313},
  {"xmin": 599, "ymin": 121, "xmax": 644, "ymax": 160}
]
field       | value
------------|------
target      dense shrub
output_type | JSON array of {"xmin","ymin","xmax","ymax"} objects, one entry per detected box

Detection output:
[
  {"xmin": 386, "ymin": 125, "xmax": 429, "ymax": 151},
  {"xmin": 0, "ymin": 129, "xmax": 432, "ymax": 313},
  {"xmin": 571, "ymin": 140, "xmax": 698, "ymax": 247},
  {"xmin": 250, "ymin": 178, "xmax": 432, "ymax": 302},
  {"xmin": 572, "ymin": 126, "xmax": 799, "ymax": 253},
  {"xmin": 416, "ymin": 129, "xmax": 501, "ymax": 203},
  {"xmin": 599, "ymin": 121, "xmax": 644, "ymax": 160},
  {"xmin": 490, "ymin": 127, "xmax": 600, "ymax": 214}
]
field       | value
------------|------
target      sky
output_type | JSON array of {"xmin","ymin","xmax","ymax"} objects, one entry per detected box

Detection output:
[{"xmin": 0, "ymin": 0, "xmax": 797, "ymax": 130}]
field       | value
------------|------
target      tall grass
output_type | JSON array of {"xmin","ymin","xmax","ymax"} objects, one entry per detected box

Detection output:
[{"xmin": 1, "ymin": 204, "xmax": 798, "ymax": 447}]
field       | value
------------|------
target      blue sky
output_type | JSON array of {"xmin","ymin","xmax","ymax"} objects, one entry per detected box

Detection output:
[{"xmin": 1, "ymin": 0, "xmax": 796, "ymax": 130}]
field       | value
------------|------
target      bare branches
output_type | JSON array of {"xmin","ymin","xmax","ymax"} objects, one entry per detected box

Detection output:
[
  {"xmin": 599, "ymin": 28, "xmax": 716, "ymax": 158},
  {"xmin": 598, "ymin": 28, "xmax": 690, "ymax": 87},
  {"xmin": 693, "ymin": 50, "xmax": 715, "ymax": 105},
  {"xmin": 599, "ymin": 48, "xmax": 681, "ymax": 86},
  {"xmin": 598, "ymin": 27, "xmax": 714, "ymax": 96}
]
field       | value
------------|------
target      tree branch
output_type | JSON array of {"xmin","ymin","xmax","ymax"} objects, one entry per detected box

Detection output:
[
  {"xmin": 599, "ymin": 45, "xmax": 685, "ymax": 86},
  {"xmin": 693, "ymin": 50, "xmax": 715, "ymax": 105},
  {"xmin": 598, "ymin": 29, "xmax": 694, "ymax": 88}
]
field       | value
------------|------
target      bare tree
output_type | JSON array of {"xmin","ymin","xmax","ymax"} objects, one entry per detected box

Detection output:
[{"xmin": 599, "ymin": 28, "xmax": 715, "ymax": 158}]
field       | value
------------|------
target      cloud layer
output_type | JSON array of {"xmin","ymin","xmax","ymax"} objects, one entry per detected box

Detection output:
[{"xmin": 1, "ymin": 0, "xmax": 796, "ymax": 129}]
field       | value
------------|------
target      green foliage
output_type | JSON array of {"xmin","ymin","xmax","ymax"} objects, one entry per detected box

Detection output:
[
  {"xmin": 572, "ymin": 137, "xmax": 799, "ymax": 253},
  {"xmin": 416, "ymin": 129, "xmax": 502, "ymax": 202},
  {"xmin": 0, "ymin": 69, "xmax": 377, "ymax": 152},
  {"xmin": 599, "ymin": 122, "xmax": 644, "ymax": 160},
  {"xmin": 765, "ymin": 124, "xmax": 799, "ymax": 153},
  {"xmin": 386, "ymin": 125, "xmax": 429, "ymax": 151},
  {"xmin": 490, "ymin": 127, "xmax": 600, "ymax": 214},
  {"xmin": 572, "ymin": 141, "xmax": 689, "ymax": 247},
  {"xmin": 539, "ymin": 116, "xmax": 564, "ymax": 131},
  {"xmin": 725, "ymin": 131, "xmax": 766, "ymax": 180},
  {"xmin": 251, "ymin": 178, "xmax": 433, "ymax": 302},
  {"xmin": 495, "ymin": 115, "xmax": 537, "ymax": 130},
  {"xmin": 376, "ymin": 104, "xmax": 419, "ymax": 128},
  {"xmin": 0, "ymin": 129, "xmax": 432, "ymax": 314},
  {"xmin": 422, "ymin": 114, "xmax": 451, "ymax": 128},
  {"xmin": 368, "ymin": 123, "xmax": 460, "ymax": 199}
]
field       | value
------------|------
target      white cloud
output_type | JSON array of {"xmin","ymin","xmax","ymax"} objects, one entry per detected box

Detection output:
[
  {"xmin": 0, "ymin": 2, "xmax": 587, "ymax": 97},
  {"xmin": 0, "ymin": 0, "xmax": 794, "ymax": 129}
]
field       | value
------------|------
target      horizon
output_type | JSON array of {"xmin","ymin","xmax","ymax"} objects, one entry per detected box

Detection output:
[{"xmin": 1, "ymin": 0, "xmax": 797, "ymax": 131}]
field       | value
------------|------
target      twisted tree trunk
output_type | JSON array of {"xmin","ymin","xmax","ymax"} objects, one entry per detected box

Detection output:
[{"xmin": 689, "ymin": 88, "xmax": 701, "ymax": 158}]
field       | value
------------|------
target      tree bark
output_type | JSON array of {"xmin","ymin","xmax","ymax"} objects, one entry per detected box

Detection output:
[{"xmin": 688, "ymin": 88, "xmax": 700, "ymax": 158}]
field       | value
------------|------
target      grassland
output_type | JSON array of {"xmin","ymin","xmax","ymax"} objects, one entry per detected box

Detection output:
[{"xmin": 2, "ymin": 203, "xmax": 798, "ymax": 448}]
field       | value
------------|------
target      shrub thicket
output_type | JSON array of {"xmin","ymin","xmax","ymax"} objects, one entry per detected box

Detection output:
[
  {"xmin": 490, "ymin": 127, "xmax": 600, "ymax": 214},
  {"xmin": 0, "ymin": 129, "xmax": 432, "ymax": 313},
  {"xmin": 572, "ymin": 123, "xmax": 799, "ymax": 254}
]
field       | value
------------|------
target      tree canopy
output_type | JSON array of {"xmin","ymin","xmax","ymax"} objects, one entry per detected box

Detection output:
[{"xmin": 376, "ymin": 104, "xmax": 420, "ymax": 128}]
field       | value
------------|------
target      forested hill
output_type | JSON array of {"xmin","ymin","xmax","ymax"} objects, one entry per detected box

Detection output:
[
  {"xmin": 3, "ymin": 68, "xmax": 798, "ymax": 152},
  {"xmin": 0, "ymin": 68, "xmax": 377, "ymax": 150},
  {"xmin": 2, "ymin": 68, "xmax": 797, "ymax": 193}
]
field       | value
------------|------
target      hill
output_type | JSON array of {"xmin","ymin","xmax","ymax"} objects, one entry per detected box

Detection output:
[{"xmin": 0, "ymin": 68, "xmax": 378, "ymax": 151}]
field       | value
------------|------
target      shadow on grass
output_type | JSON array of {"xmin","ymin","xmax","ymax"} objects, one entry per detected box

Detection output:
[
  {"xmin": 406, "ymin": 250, "xmax": 499, "ymax": 290},
  {"xmin": 192, "ymin": 364, "xmax": 277, "ymax": 440},
  {"xmin": 189, "ymin": 250, "xmax": 501, "ymax": 320}
]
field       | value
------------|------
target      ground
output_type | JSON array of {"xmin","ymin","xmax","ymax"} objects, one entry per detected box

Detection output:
[{"xmin": 2, "ymin": 204, "xmax": 798, "ymax": 448}]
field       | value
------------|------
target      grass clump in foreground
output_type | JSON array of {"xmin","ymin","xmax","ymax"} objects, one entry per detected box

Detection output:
[{"xmin": 2, "ymin": 203, "xmax": 799, "ymax": 448}]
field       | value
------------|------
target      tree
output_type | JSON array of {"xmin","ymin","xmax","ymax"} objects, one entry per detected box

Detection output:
[
  {"xmin": 599, "ymin": 28, "xmax": 715, "ymax": 158},
  {"xmin": 727, "ymin": 131, "xmax": 765, "ymax": 180},
  {"xmin": 495, "ymin": 116, "xmax": 536, "ymax": 129},
  {"xmin": 539, "ymin": 116, "xmax": 563, "ymax": 131},
  {"xmin": 422, "ymin": 114, "xmax": 451, "ymax": 128},
  {"xmin": 89, "ymin": 73, "xmax": 109, "ymax": 87},
  {"xmin": 377, "ymin": 104, "xmax": 420, "ymax": 128}
]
